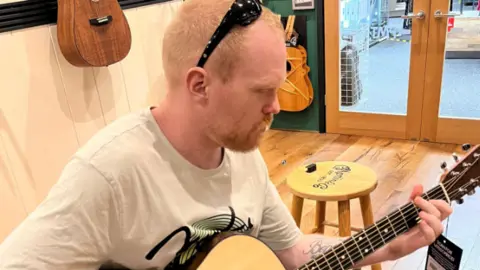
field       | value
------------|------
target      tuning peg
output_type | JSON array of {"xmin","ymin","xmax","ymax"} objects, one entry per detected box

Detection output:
[
  {"xmin": 462, "ymin": 143, "xmax": 471, "ymax": 151},
  {"xmin": 468, "ymin": 189, "xmax": 476, "ymax": 196},
  {"xmin": 452, "ymin": 153, "xmax": 459, "ymax": 162},
  {"xmin": 456, "ymin": 198, "xmax": 464, "ymax": 204},
  {"xmin": 441, "ymin": 161, "xmax": 448, "ymax": 170},
  {"xmin": 462, "ymin": 162, "xmax": 472, "ymax": 167}
]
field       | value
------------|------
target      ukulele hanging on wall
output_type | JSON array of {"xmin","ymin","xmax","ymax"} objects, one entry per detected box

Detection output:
[{"xmin": 56, "ymin": 0, "xmax": 132, "ymax": 67}]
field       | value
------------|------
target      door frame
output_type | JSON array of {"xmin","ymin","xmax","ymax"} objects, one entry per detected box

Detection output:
[
  {"xmin": 419, "ymin": 0, "xmax": 480, "ymax": 145},
  {"xmin": 324, "ymin": 0, "xmax": 432, "ymax": 140},
  {"xmin": 324, "ymin": 0, "xmax": 480, "ymax": 145}
]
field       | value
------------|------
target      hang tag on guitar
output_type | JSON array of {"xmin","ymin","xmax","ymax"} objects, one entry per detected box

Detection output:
[{"xmin": 425, "ymin": 234, "xmax": 462, "ymax": 270}]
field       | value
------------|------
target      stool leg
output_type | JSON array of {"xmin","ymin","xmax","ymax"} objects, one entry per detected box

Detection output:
[
  {"xmin": 337, "ymin": 200, "xmax": 351, "ymax": 237},
  {"xmin": 339, "ymin": 200, "xmax": 362, "ymax": 270},
  {"xmin": 312, "ymin": 201, "xmax": 326, "ymax": 234},
  {"xmin": 360, "ymin": 195, "xmax": 382, "ymax": 270},
  {"xmin": 291, "ymin": 195, "xmax": 304, "ymax": 227}
]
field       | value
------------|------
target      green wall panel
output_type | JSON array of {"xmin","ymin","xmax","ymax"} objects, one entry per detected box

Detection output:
[{"xmin": 265, "ymin": 0, "xmax": 321, "ymax": 132}]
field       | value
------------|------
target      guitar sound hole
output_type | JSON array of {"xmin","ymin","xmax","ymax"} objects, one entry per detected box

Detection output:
[{"xmin": 286, "ymin": 61, "xmax": 291, "ymax": 72}]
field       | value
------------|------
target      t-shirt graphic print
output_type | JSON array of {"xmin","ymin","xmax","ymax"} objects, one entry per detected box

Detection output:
[{"xmin": 146, "ymin": 206, "xmax": 254, "ymax": 269}]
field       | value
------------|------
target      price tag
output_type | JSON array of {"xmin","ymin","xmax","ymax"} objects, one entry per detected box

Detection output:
[{"xmin": 425, "ymin": 234, "xmax": 462, "ymax": 270}]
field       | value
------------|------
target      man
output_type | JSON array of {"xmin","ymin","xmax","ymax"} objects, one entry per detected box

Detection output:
[{"xmin": 0, "ymin": 0, "xmax": 452, "ymax": 269}]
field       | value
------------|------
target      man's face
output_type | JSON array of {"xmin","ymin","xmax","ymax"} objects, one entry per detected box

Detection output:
[{"xmin": 204, "ymin": 22, "xmax": 286, "ymax": 152}]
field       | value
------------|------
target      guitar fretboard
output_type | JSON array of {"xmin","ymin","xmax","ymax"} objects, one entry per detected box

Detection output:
[{"xmin": 298, "ymin": 184, "xmax": 449, "ymax": 270}]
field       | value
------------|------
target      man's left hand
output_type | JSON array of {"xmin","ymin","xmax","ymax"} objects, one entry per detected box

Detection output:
[{"xmin": 385, "ymin": 184, "xmax": 453, "ymax": 261}]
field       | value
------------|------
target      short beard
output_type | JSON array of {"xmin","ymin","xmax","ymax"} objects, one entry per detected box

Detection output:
[{"xmin": 207, "ymin": 115, "xmax": 273, "ymax": 153}]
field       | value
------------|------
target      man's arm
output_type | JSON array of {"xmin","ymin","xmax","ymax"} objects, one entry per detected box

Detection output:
[
  {"xmin": 275, "ymin": 185, "xmax": 453, "ymax": 270},
  {"xmin": 256, "ymin": 177, "xmax": 387, "ymax": 269},
  {"xmin": 275, "ymin": 233, "xmax": 392, "ymax": 270},
  {"xmin": 0, "ymin": 157, "xmax": 121, "ymax": 270},
  {"xmin": 255, "ymin": 177, "xmax": 363, "ymax": 269},
  {"xmin": 255, "ymin": 150, "xmax": 451, "ymax": 269}
]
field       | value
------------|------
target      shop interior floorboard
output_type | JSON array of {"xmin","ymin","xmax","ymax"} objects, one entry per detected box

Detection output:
[{"xmin": 259, "ymin": 129, "xmax": 479, "ymax": 270}]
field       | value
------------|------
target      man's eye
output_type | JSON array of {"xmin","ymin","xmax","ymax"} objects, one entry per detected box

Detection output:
[{"xmin": 254, "ymin": 88, "xmax": 275, "ymax": 94}]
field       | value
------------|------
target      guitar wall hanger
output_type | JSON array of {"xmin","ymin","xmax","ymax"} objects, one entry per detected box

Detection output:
[{"xmin": 89, "ymin": 15, "xmax": 113, "ymax": 26}]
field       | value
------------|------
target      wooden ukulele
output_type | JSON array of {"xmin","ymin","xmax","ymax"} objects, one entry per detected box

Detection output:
[
  {"xmin": 56, "ymin": 0, "xmax": 132, "ymax": 67},
  {"xmin": 277, "ymin": 15, "xmax": 314, "ymax": 112},
  {"xmin": 150, "ymin": 144, "xmax": 477, "ymax": 270}
]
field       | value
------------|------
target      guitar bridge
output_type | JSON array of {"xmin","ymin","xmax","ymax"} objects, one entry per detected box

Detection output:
[{"xmin": 89, "ymin": 15, "xmax": 112, "ymax": 26}]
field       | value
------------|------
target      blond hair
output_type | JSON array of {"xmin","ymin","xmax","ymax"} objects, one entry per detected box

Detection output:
[{"xmin": 162, "ymin": 0, "xmax": 284, "ymax": 87}]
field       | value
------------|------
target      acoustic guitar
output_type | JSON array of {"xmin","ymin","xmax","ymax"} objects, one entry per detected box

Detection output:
[
  {"xmin": 103, "ymin": 144, "xmax": 480, "ymax": 270},
  {"xmin": 277, "ymin": 15, "xmax": 314, "ymax": 112},
  {"xmin": 56, "ymin": 0, "xmax": 132, "ymax": 67}
]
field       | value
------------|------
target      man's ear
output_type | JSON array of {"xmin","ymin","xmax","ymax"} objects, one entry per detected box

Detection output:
[{"xmin": 185, "ymin": 67, "xmax": 210, "ymax": 100}]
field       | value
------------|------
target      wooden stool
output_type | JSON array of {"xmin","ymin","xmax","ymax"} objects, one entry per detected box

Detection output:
[{"xmin": 286, "ymin": 161, "xmax": 381, "ymax": 270}]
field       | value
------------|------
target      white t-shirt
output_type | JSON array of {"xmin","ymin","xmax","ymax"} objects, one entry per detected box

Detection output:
[{"xmin": 0, "ymin": 107, "xmax": 303, "ymax": 270}]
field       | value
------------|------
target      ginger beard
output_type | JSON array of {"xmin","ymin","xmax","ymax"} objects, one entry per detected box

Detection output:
[
  {"xmin": 206, "ymin": 111, "xmax": 274, "ymax": 153},
  {"xmin": 263, "ymin": 113, "xmax": 274, "ymax": 130}
]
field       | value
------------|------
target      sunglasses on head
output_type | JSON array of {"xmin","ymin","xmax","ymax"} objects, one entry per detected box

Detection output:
[{"xmin": 196, "ymin": 0, "xmax": 263, "ymax": 68}]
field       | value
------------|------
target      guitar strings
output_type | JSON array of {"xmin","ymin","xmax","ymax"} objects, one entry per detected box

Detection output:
[
  {"xmin": 301, "ymin": 161, "xmax": 477, "ymax": 270},
  {"xmin": 305, "ymin": 170, "xmax": 476, "ymax": 270},
  {"xmin": 305, "ymin": 169, "xmax": 472, "ymax": 270},
  {"xmin": 325, "ymin": 161, "xmax": 480, "ymax": 269},
  {"xmin": 325, "ymin": 156, "xmax": 480, "ymax": 270},
  {"xmin": 302, "ymin": 155, "xmax": 479, "ymax": 270},
  {"xmin": 303, "ymin": 187, "xmax": 465, "ymax": 270}
]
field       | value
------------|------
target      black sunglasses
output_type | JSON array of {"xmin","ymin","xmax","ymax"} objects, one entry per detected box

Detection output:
[{"xmin": 196, "ymin": 0, "xmax": 263, "ymax": 68}]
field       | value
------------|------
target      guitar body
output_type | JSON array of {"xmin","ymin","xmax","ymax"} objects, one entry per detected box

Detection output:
[
  {"xmin": 278, "ymin": 16, "xmax": 314, "ymax": 112},
  {"xmin": 57, "ymin": 0, "xmax": 132, "ymax": 67},
  {"xmin": 278, "ymin": 45, "xmax": 314, "ymax": 112},
  {"xmin": 98, "ymin": 232, "xmax": 286, "ymax": 270},
  {"xmin": 194, "ymin": 233, "xmax": 286, "ymax": 270}
]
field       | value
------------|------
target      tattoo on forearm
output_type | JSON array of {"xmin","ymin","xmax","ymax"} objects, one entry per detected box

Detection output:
[{"xmin": 303, "ymin": 239, "xmax": 334, "ymax": 259}]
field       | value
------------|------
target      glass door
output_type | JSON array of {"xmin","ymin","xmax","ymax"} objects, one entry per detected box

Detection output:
[
  {"xmin": 420, "ymin": 0, "xmax": 480, "ymax": 145},
  {"xmin": 325, "ymin": 0, "xmax": 433, "ymax": 140}
]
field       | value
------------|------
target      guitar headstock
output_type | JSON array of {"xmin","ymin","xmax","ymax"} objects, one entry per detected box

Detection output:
[{"xmin": 441, "ymin": 144, "xmax": 480, "ymax": 204}]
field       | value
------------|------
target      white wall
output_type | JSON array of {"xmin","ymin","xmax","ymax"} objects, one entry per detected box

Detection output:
[{"xmin": 0, "ymin": 0, "xmax": 182, "ymax": 242}]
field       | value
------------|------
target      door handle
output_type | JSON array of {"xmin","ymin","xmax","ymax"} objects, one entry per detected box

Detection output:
[
  {"xmin": 434, "ymin": 10, "xmax": 460, "ymax": 19},
  {"xmin": 401, "ymin": 10, "xmax": 426, "ymax": 20}
]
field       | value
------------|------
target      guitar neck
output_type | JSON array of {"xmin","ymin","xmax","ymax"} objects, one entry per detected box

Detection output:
[{"xmin": 298, "ymin": 184, "xmax": 453, "ymax": 270}]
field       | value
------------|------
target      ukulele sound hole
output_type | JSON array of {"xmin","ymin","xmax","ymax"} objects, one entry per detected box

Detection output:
[{"xmin": 286, "ymin": 61, "xmax": 291, "ymax": 72}]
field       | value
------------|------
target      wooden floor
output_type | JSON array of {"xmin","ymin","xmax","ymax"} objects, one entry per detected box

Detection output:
[{"xmin": 259, "ymin": 129, "xmax": 480, "ymax": 270}]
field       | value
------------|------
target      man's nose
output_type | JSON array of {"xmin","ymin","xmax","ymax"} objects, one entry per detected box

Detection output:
[{"xmin": 264, "ymin": 95, "xmax": 281, "ymax": 115}]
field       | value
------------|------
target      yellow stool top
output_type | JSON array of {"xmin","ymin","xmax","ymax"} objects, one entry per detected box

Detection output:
[{"xmin": 286, "ymin": 161, "xmax": 377, "ymax": 201}]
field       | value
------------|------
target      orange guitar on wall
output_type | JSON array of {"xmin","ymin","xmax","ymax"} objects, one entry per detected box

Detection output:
[
  {"xmin": 56, "ymin": 0, "xmax": 132, "ymax": 67},
  {"xmin": 277, "ymin": 15, "xmax": 314, "ymax": 112}
]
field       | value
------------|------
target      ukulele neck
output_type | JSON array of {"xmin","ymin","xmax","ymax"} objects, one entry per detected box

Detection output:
[{"xmin": 298, "ymin": 185, "xmax": 451, "ymax": 270}]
